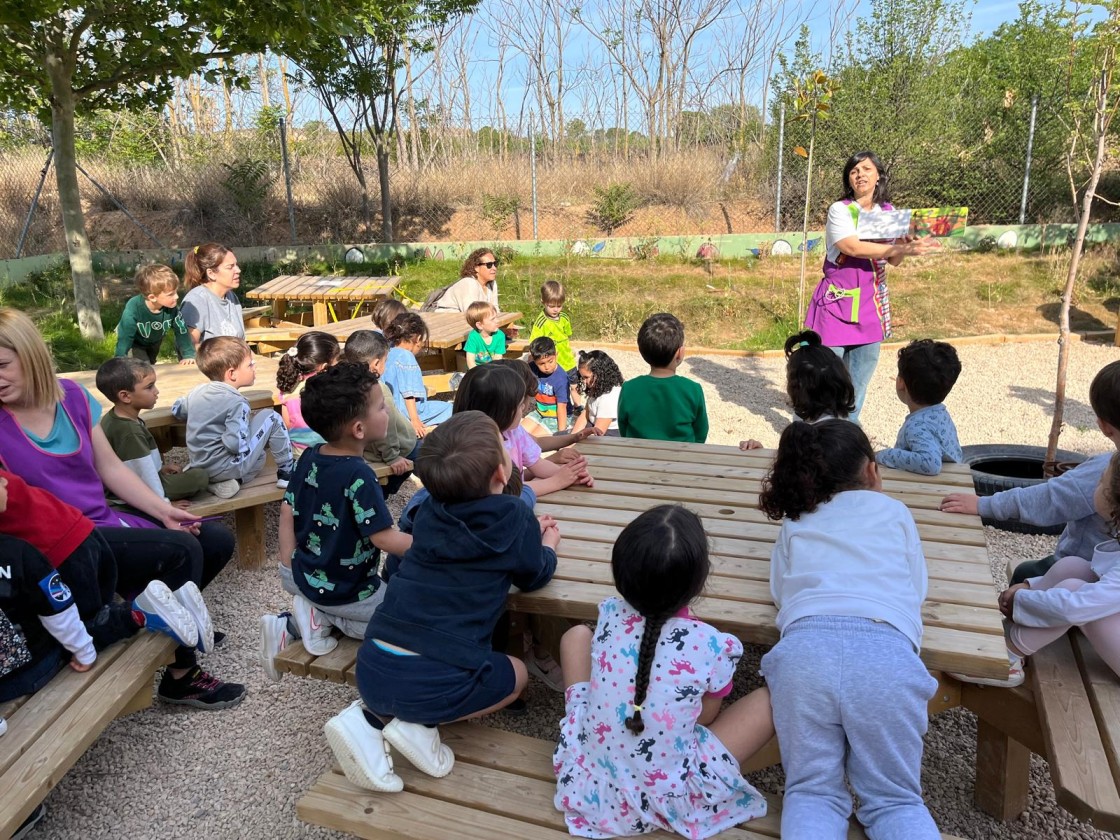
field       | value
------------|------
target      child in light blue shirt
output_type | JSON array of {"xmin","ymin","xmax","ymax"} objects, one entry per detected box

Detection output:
[{"xmin": 876, "ymin": 339, "xmax": 962, "ymax": 476}]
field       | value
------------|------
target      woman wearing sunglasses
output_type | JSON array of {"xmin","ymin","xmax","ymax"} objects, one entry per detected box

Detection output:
[{"xmin": 433, "ymin": 248, "xmax": 502, "ymax": 314}]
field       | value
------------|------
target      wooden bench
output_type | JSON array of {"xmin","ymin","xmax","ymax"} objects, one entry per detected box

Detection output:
[
  {"xmin": 0, "ymin": 632, "xmax": 175, "ymax": 837},
  {"xmin": 296, "ymin": 721, "xmax": 965, "ymax": 840},
  {"xmin": 958, "ymin": 630, "xmax": 1120, "ymax": 832}
]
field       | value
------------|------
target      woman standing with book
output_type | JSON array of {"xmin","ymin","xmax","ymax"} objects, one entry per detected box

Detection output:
[{"xmin": 805, "ymin": 151, "xmax": 935, "ymax": 423}]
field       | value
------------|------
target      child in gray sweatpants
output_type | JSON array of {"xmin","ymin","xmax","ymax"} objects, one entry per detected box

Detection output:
[
  {"xmin": 759, "ymin": 419, "xmax": 940, "ymax": 840},
  {"xmin": 172, "ymin": 336, "xmax": 294, "ymax": 497}
]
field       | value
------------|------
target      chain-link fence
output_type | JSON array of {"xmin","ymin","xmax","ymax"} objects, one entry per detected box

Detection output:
[{"xmin": 0, "ymin": 95, "xmax": 1101, "ymax": 261}]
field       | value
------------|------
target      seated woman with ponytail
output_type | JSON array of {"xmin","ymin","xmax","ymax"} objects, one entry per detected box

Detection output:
[
  {"xmin": 554, "ymin": 505, "xmax": 773, "ymax": 839},
  {"xmin": 180, "ymin": 242, "xmax": 246, "ymax": 348}
]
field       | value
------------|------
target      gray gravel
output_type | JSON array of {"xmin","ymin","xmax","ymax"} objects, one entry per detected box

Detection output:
[{"xmin": 31, "ymin": 336, "xmax": 1120, "ymax": 839}]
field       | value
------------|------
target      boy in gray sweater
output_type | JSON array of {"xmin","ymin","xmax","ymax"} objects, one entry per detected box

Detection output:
[
  {"xmin": 941, "ymin": 360, "xmax": 1120, "ymax": 583},
  {"xmin": 172, "ymin": 337, "xmax": 294, "ymax": 499}
]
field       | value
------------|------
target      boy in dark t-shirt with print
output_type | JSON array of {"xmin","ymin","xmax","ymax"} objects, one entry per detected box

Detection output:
[
  {"xmin": 528, "ymin": 336, "xmax": 571, "ymax": 433},
  {"xmin": 259, "ymin": 363, "xmax": 413, "ymax": 681}
]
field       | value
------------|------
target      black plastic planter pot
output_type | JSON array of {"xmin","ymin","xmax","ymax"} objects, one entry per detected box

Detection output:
[{"xmin": 961, "ymin": 444, "xmax": 1088, "ymax": 536}]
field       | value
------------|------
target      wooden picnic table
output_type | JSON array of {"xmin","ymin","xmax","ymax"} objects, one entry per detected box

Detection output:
[
  {"xmin": 63, "ymin": 358, "xmax": 279, "ymax": 445},
  {"xmin": 246, "ymin": 275, "xmax": 401, "ymax": 326},
  {"xmin": 318, "ymin": 310, "xmax": 524, "ymax": 371},
  {"xmin": 508, "ymin": 435, "xmax": 1010, "ymax": 681}
]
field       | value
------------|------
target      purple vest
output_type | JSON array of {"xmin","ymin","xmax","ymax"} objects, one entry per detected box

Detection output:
[
  {"xmin": 804, "ymin": 201, "xmax": 890, "ymax": 347},
  {"xmin": 0, "ymin": 379, "xmax": 154, "ymax": 529}
]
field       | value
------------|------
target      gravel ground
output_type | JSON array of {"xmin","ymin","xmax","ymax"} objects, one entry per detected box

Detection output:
[{"xmin": 31, "ymin": 337, "xmax": 1120, "ymax": 839}]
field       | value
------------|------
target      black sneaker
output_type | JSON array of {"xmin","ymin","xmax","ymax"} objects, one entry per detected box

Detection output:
[
  {"xmin": 503, "ymin": 698, "xmax": 528, "ymax": 716},
  {"xmin": 12, "ymin": 803, "xmax": 45, "ymax": 839},
  {"xmin": 276, "ymin": 469, "xmax": 292, "ymax": 489},
  {"xmin": 212, "ymin": 630, "xmax": 227, "ymax": 649},
  {"xmin": 157, "ymin": 667, "xmax": 247, "ymax": 710}
]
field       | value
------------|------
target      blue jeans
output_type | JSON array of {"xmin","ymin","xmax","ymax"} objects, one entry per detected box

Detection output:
[
  {"xmin": 761, "ymin": 617, "xmax": 939, "ymax": 840},
  {"xmin": 829, "ymin": 342, "xmax": 881, "ymax": 424}
]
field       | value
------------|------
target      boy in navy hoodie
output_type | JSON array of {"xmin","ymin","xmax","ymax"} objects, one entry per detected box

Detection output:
[{"xmin": 322, "ymin": 410, "xmax": 560, "ymax": 793}]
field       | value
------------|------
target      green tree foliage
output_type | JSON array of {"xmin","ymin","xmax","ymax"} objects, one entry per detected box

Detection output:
[
  {"xmin": 0, "ymin": 0, "xmax": 362, "ymax": 339},
  {"xmin": 278, "ymin": 0, "xmax": 481, "ymax": 242}
]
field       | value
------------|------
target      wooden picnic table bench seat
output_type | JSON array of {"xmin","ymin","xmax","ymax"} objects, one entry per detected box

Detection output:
[
  {"xmin": 296, "ymin": 721, "xmax": 966, "ymax": 840},
  {"xmin": 1032, "ymin": 629, "xmax": 1120, "ymax": 832},
  {"xmin": 0, "ymin": 632, "xmax": 175, "ymax": 837}
]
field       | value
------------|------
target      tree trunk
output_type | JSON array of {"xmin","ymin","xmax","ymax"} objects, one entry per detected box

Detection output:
[
  {"xmin": 258, "ymin": 54, "xmax": 271, "ymax": 109},
  {"xmin": 1047, "ymin": 67, "xmax": 1112, "ymax": 466},
  {"xmin": 44, "ymin": 33, "xmax": 102, "ymax": 341},
  {"xmin": 376, "ymin": 144, "xmax": 393, "ymax": 242},
  {"xmin": 796, "ymin": 114, "xmax": 817, "ymax": 325}
]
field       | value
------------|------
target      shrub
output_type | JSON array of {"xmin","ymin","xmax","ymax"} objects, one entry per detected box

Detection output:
[
  {"xmin": 588, "ymin": 183, "xmax": 639, "ymax": 235},
  {"xmin": 480, "ymin": 192, "xmax": 521, "ymax": 234}
]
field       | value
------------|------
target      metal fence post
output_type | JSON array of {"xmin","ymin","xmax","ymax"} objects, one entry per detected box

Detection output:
[
  {"xmin": 775, "ymin": 102, "xmax": 785, "ymax": 232},
  {"xmin": 1020, "ymin": 94, "xmax": 1039, "ymax": 225},
  {"xmin": 530, "ymin": 115, "xmax": 539, "ymax": 240},
  {"xmin": 278, "ymin": 116, "xmax": 298, "ymax": 245},
  {"xmin": 16, "ymin": 147, "xmax": 54, "ymax": 259}
]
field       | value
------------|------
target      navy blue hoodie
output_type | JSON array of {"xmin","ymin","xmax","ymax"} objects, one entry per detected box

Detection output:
[{"xmin": 366, "ymin": 492, "xmax": 556, "ymax": 669}]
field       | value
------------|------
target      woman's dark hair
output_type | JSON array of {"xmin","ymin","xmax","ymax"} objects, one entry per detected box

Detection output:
[
  {"xmin": 452, "ymin": 363, "xmax": 526, "ymax": 433},
  {"xmin": 276, "ymin": 331, "xmax": 340, "ymax": 394},
  {"xmin": 576, "ymin": 350, "xmax": 624, "ymax": 400},
  {"xmin": 383, "ymin": 312, "xmax": 429, "ymax": 348},
  {"xmin": 841, "ymin": 151, "xmax": 891, "ymax": 206},
  {"xmin": 460, "ymin": 247, "xmax": 497, "ymax": 280},
  {"xmin": 370, "ymin": 298, "xmax": 408, "ymax": 332},
  {"xmin": 184, "ymin": 243, "xmax": 232, "ymax": 289},
  {"xmin": 341, "ymin": 329, "xmax": 390, "ymax": 365},
  {"xmin": 612, "ymin": 505, "xmax": 710, "ymax": 734},
  {"xmin": 783, "ymin": 330, "xmax": 855, "ymax": 422},
  {"xmin": 758, "ymin": 420, "xmax": 876, "ymax": 521}
]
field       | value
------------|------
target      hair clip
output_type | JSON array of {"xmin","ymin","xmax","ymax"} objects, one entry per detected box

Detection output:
[
  {"xmin": 286, "ymin": 347, "xmax": 298, "ymax": 357},
  {"xmin": 631, "ymin": 703, "xmax": 643, "ymax": 712},
  {"xmin": 193, "ymin": 245, "xmax": 199, "ymax": 254}
]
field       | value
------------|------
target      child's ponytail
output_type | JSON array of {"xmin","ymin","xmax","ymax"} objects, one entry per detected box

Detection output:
[
  {"xmin": 625, "ymin": 613, "xmax": 669, "ymax": 734},
  {"xmin": 384, "ymin": 312, "xmax": 429, "ymax": 348},
  {"xmin": 276, "ymin": 331, "xmax": 340, "ymax": 394},
  {"xmin": 611, "ymin": 505, "xmax": 710, "ymax": 735},
  {"xmin": 758, "ymin": 419, "xmax": 876, "ymax": 521},
  {"xmin": 784, "ymin": 330, "xmax": 855, "ymax": 422}
]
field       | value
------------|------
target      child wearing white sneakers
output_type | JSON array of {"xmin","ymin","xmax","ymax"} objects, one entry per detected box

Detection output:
[
  {"xmin": 259, "ymin": 363, "xmax": 412, "ymax": 681},
  {"xmin": 322, "ymin": 410, "xmax": 559, "ymax": 793}
]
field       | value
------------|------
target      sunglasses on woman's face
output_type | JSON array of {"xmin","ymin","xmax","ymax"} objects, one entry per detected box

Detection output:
[{"xmin": 479, "ymin": 260, "xmax": 499, "ymax": 269}]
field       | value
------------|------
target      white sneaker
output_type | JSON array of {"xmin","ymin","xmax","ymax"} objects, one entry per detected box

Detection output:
[
  {"xmin": 292, "ymin": 593, "xmax": 337, "ymax": 655},
  {"xmin": 132, "ymin": 580, "xmax": 198, "ymax": 648},
  {"xmin": 209, "ymin": 479, "xmax": 240, "ymax": 499},
  {"xmin": 259, "ymin": 612, "xmax": 292, "ymax": 683},
  {"xmin": 950, "ymin": 650, "xmax": 1025, "ymax": 688},
  {"xmin": 0, "ymin": 716, "xmax": 7, "ymax": 737},
  {"xmin": 173, "ymin": 582, "xmax": 215, "ymax": 654},
  {"xmin": 324, "ymin": 700, "xmax": 404, "ymax": 792},
  {"xmin": 383, "ymin": 718, "xmax": 455, "ymax": 778}
]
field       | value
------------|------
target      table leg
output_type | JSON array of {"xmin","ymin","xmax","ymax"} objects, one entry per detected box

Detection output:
[
  {"xmin": 440, "ymin": 347, "xmax": 458, "ymax": 373},
  {"xmin": 234, "ymin": 506, "xmax": 267, "ymax": 569},
  {"xmin": 974, "ymin": 718, "xmax": 1031, "ymax": 821},
  {"xmin": 273, "ymin": 300, "xmax": 287, "ymax": 321},
  {"xmin": 313, "ymin": 302, "xmax": 329, "ymax": 326}
]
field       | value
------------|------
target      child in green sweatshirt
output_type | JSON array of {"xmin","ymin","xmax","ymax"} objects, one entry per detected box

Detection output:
[{"xmin": 114, "ymin": 263, "xmax": 196, "ymax": 365}]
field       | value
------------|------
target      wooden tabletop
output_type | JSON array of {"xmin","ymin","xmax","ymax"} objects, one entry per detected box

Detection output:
[
  {"xmin": 246, "ymin": 275, "xmax": 401, "ymax": 304},
  {"xmin": 63, "ymin": 358, "xmax": 279, "ymax": 429},
  {"xmin": 315, "ymin": 310, "xmax": 523, "ymax": 350},
  {"xmin": 507, "ymin": 436, "xmax": 1009, "ymax": 681}
]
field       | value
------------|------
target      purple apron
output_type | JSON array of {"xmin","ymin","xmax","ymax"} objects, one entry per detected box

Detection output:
[
  {"xmin": 0, "ymin": 379, "xmax": 156, "ymax": 529},
  {"xmin": 805, "ymin": 201, "xmax": 892, "ymax": 346}
]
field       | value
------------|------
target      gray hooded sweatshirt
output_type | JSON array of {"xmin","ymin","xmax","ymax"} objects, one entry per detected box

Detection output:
[{"xmin": 171, "ymin": 381, "xmax": 252, "ymax": 476}]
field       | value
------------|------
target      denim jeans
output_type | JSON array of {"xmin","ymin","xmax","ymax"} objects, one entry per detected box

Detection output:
[{"xmin": 829, "ymin": 342, "xmax": 881, "ymax": 425}]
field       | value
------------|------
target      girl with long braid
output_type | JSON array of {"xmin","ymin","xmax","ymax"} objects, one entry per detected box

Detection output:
[{"xmin": 553, "ymin": 505, "xmax": 773, "ymax": 839}]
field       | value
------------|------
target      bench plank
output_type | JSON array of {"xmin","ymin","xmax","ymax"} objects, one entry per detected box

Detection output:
[
  {"xmin": 1071, "ymin": 632, "xmax": 1120, "ymax": 820},
  {"xmin": 299, "ymin": 723, "xmax": 965, "ymax": 840},
  {"xmin": 1032, "ymin": 632, "xmax": 1120, "ymax": 830},
  {"xmin": 0, "ymin": 633, "xmax": 174, "ymax": 838}
]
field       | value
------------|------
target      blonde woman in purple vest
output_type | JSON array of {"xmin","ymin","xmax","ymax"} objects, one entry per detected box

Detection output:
[
  {"xmin": 804, "ymin": 152, "xmax": 937, "ymax": 424},
  {"xmin": 0, "ymin": 308, "xmax": 245, "ymax": 710}
]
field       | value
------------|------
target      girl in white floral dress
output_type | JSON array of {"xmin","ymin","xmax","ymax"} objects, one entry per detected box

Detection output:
[{"xmin": 553, "ymin": 505, "xmax": 774, "ymax": 839}]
